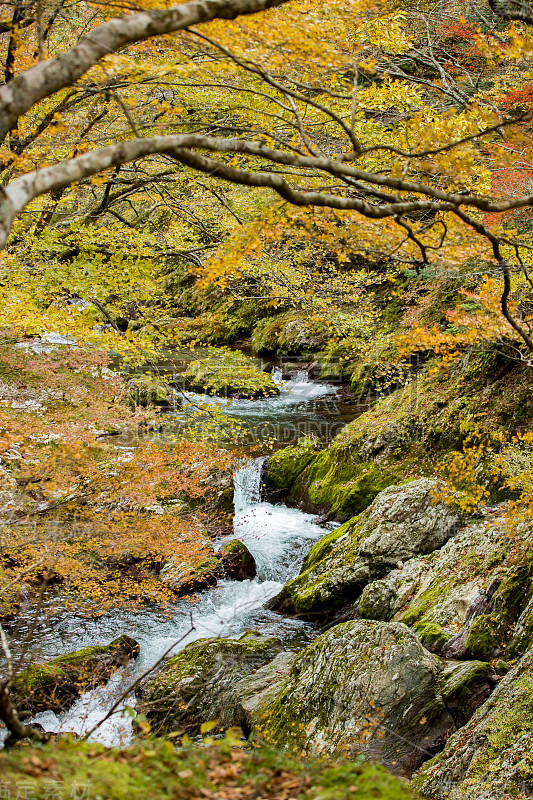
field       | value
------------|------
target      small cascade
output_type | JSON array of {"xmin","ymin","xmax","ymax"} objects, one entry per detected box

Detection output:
[
  {"xmin": 272, "ymin": 366, "xmax": 284, "ymax": 385},
  {"xmin": 8, "ymin": 369, "xmax": 343, "ymax": 749},
  {"xmin": 233, "ymin": 457, "xmax": 265, "ymax": 513},
  {"xmin": 291, "ymin": 370, "xmax": 309, "ymax": 384},
  {"xmin": 231, "ymin": 458, "xmax": 324, "ymax": 583}
]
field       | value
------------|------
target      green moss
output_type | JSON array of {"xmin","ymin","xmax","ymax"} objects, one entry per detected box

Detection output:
[
  {"xmin": 304, "ymin": 520, "xmax": 356, "ymax": 570},
  {"xmin": 266, "ymin": 437, "xmax": 319, "ymax": 492},
  {"xmin": 127, "ymin": 374, "xmax": 173, "ymax": 408},
  {"xmin": 12, "ymin": 636, "xmax": 139, "ymax": 714},
  {"xmin": 140, "ymin": 632, "xmax": 283, "ymax": 734},
  {"xmin": 0, "ymin": 739, "xmax": 415, "ymax": 800},
  {"xmin": 395, "ymin": 577, "xmax": 454, "ymax": 628},
  {"xmin": 268, "ymin": 516, "xmax": 370, "ymax": 616},
  {"xmin": 292, "ymin": 445, "xmax": 403, "ymax": 520},
  {"xmin": 464, "ymin": 614, "xmax": 500, "ymax": 660},
  {"xmin": 413, "ymin": 620, "xmax": 452, "ymax": 651},
  {"xmin": 184, "ymin": 348, "xmax": 279, "ymax": 398},
  {"xmin": 358, "ymin": 580, "xmax": 395, "ymax": 621},
  {"xmin": 440, "ymin": 659, "xmax": 493, "ymax": 705}
]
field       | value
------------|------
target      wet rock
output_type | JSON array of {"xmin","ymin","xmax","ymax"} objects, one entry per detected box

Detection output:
[
  {"xmin": 138, "ymin": 632, "xmax": 284, "ymax": 735},
  {"xmin": 255, "ymin": 620, "xmax": 455, "ymax": 774},
  {"xmin": 415, "ymin": 644, "xmax": 533, "ymax": 799},
  {"xmin": 220, "ymin": 650, "xmax": 298, "ymax": 735},
  {"xmin": 12, "ymin": 636, "xmax": 140, "ymax": 716},
  {"xmin": 217, "ymin": 540, "xmax": 257, "ymax": 581},
  {"xmin": 269, "ymin": 479, "xmax": 462, "ymax": 619}
]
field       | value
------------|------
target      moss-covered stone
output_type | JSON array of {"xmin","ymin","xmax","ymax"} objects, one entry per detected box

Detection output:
[
  {"xmin": 184, "ymin": 348, "xmax": 279, "ymax": 398},
  {"xmin": 358, "ymin": 579, "xmax": 396, "ymax": 621},
  {"xmin": 414, "ymin": 620, "xmax": 452, "ymax": 652},
  {"xmin": 0, "ymin": 739, "xmax": 416, "ymax": 800},
  {"xmin": 264, "ymin": 437, "xmax": 319, "ymax": 495},
  {"xmin": 254, "ymin": 620, "xmax": 454, "ymax": 773},
  {"xmin": 290, "ymin": 445, "xmax": 403, "ymax": 521},
  {"xmin": 269, "ymin": 478, "xmax": 462, "ymax": 620},
  {"xmin": 160, "ymin": 548, "xmax": 221, "ymax": 595},
  {"xmin": 12, "ymin": 636, "xmax": 140, "ymax": 715},
  {"xmin": 139, "ymin": 632, "xmax": 283, "ymax": 735},
  {"xmin": 464, "ymin": 614, "xmax": 501, "ymax": 660},
  {"xmin": 217, "ymin": 539, "xmax": 257, "ymax": 580},
  {"xmin": 415, "ymin": 644, "xmax": 533, "ymax": 799},
  {"xmin": 439, "ymin": 659, "xmax": 494, "ymax": 727}
]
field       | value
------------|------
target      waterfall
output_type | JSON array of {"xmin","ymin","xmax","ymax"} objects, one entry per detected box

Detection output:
[
  {"xmin": 9, "ymin": 373, "xmax": 341, "ymax": 749},
  {"xmin": 272, "ymin": 366, "xmax": 284, "ymax": 385},
  {"xmin": 292, "ymin": 370, "xmax": 309, "ymax": 384},
  {"xmin": 233, "ymin": 457, "xmax": 265, "ymax": 513}
]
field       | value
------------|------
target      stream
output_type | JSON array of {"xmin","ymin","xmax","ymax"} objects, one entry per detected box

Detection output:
[{"xmin": 3, "ymin": 370, "xmax": 352, "ymax": 747}]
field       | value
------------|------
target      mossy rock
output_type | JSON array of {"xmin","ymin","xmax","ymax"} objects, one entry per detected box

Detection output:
[
  {"xmin": 415, "ymin": 645, "xmax": 533, "ymax": 799},
  {"xmin": 138, "ymin": 632, "xmax": 283, "ymax": 735},
  {"xmin": 289, "ymin": 443, "xmax": 404, "ymax": 521},
  {"xmin": 358, "ymin": 579, "xmax": 396, "ymax": 622},
  {"xmin": 0, "ymin": 739, "xmax": 416, "ymax": 800},
  {"xmin": 264, "ymin": 437, "xmax": 319, "ymax": 495},
  {"xmin": 160, "ymin": 549, "xmax": 221, "ymax": 595},
  {"xmin": 254, "ymin": 620, "xmax": 454, "ymax": 773},
  {"xmin": 413, "ymin": 620, "xmax": 453, "ymax": 653},
  {"xmin": 12, "ymin": 635, "xmax": 140, "ymax": 715},
  {"xmin": 439, "ymin": 659, "xmax": 494, "ymax": 727},
  {"xmin": 217, "ymin": 539, "xmax": 257, "ymax": 580},
  {"xmin": 183, "ymin": 348, "xmax": 279, "ymax": 398},
  {"xmin": 269, "ymin": 478, "xmax": 462, "ymax": 620},
  {"xmin": 464, "ymin": 614, "xmax": 501, "ymax": 660}
]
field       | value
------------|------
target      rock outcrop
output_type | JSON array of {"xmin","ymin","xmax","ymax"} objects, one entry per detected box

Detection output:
[
  {"xmin": 268, "ymin": 479, "xmax": 462, "ymax": 619},
  {"xmin": 415, "ymin": 643, "xmax": 533, "ymax": 798},
  {"xmin": 253, "ymin": 620, "xmax": 491, "ymax": 774},
  {"xmin": 138, "ymin": 632, "xmax": 284, "ymax": 735}
]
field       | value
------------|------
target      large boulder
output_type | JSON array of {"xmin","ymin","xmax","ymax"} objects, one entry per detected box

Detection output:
[
  {"xmin": 415, "ymin": 643, "xmax": 533, "ymax": 799},
  {"xmin": 286, "ymin": 446, "xmax": 403, "ymax": 521},
  {"xmin": 217, "ymin": 540, "xmax": 257, "ymax": 581},
  {"xmin": 387, "ymin": 521, "xmax": 533, "ymax": 658},
  {"xmin": 263, "ymin": 437, "xmax": 319, "ymax": 500},
  {"xmin": 11, "ymin": 636, "xmax": 140, "ymax": 716},
  {"xmin": 254, "ymin": 620, "xmax": 490, "ymax": 774},
  {"xmin": 138, "ymin": 632, "xmax": 284, "ymax": 735},
  {"xmin": 126, "ymin": 374, "xmax": 176, "ymax": 408},
  {"xmin": 161, "ymin": 539, "xmax": 256, "ymax": 595},
  {"xmin": 268, "ymin": 479, "xmax": 462, "ymax": 619}
]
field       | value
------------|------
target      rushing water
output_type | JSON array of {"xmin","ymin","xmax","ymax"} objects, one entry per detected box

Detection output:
[{"xmin": 4, "ymin": 371, "xmax": 346, "ymax": 747}]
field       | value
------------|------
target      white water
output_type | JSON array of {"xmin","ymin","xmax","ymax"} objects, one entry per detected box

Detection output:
[
  {"xmin": 13, "ymin": 452, "xmax": 328, "ymax": 747},
  {"xmin": 182, "ymin": 369, "xmax": 336, "ymax": 419}
]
